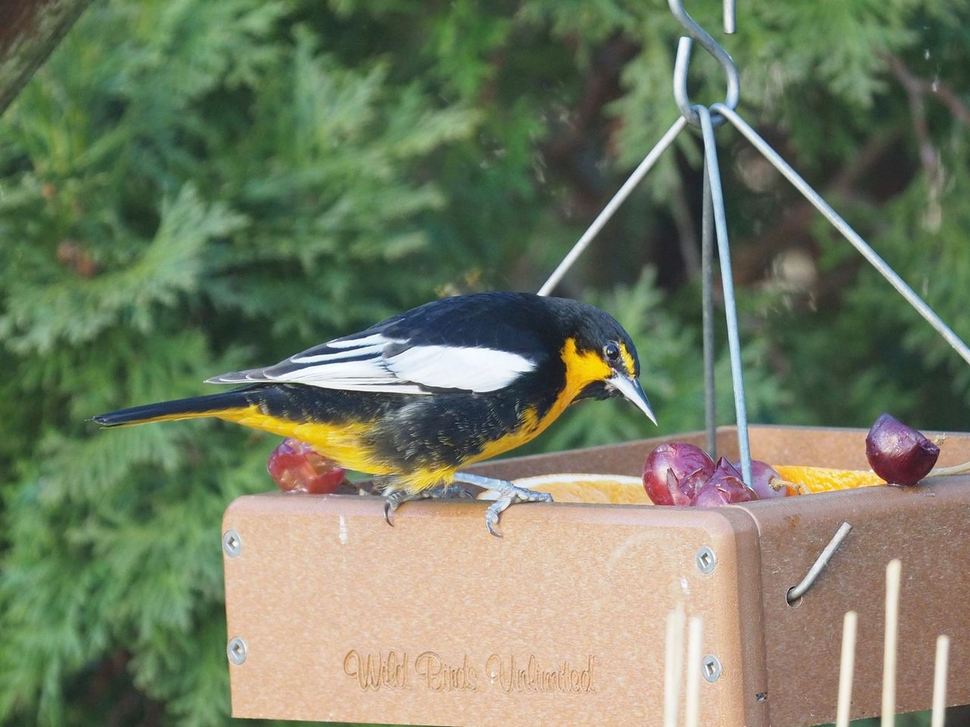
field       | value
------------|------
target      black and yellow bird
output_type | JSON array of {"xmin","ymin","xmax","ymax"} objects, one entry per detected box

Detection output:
[{"xmin": 94, "ymin": 292, "xmax": 657, "ymax": 534}]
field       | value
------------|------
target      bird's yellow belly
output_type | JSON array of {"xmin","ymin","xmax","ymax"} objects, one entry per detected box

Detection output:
[
  {"xmin": 218, "ymin": 406, "xmax": 398, "ymax": 477},
  {"xmin": 218, "ymin": 392, "xmax": 576, "ymax": 494}
]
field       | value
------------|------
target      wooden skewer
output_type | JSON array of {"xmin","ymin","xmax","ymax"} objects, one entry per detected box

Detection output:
[
  {"xmin": 931, "ymin": 634, "xmax": 950, "ymax": 727},
  {"xmin": 663, "ymin": 607, "xmax": 686, "ymax": 727},
  {"xmin": 835, "ymin": 610, "xmax": 858, "ymax": 727},
  {"xmin": 685, "ymin": 616, "xmax": 704, "ymax": 727},
  {"xmin": 881, "ymin": 559, "xmax": 902, "ymax": 727}
]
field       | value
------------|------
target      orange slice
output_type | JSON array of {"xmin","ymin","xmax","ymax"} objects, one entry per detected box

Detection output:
[
  {"xmin": 477, "ymin": 474, "xmax": 652, "ymax": 505},
  {"xmin": 773, "ymin": 465, "xmax": 885, "ymax": 495}
]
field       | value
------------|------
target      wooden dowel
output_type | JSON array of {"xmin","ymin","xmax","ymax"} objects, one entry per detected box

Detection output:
[
  {"xmin": 931, "ymin": 634, "xmax": 950, "ymax": 727},
  {"xmin": 881, "ymin": 559, "xmax": 902, "ymax": 727},
  {"xmin": 663, "ymin": 607, "xmax": 686, "ymax": 727},
  {"xmin": 685, "ymin": 616, "xmax": 704, "ymax": 727},
  {"xmin": 836, "ymin": 610, "xmax": 858, "ymax": 727}
]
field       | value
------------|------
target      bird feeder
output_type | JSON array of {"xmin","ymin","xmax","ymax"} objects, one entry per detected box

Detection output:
[
  {"xmin": 222, "ymin": 1, "xmax": 970, "ymax": 725},
  {"xmin": 223, "ymin": 425, "xmax": 970, "ymax": 725}
]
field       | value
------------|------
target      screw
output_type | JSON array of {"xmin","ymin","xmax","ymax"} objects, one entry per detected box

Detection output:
[
  {"xmin": 223, "ymin": 529, "xmax": 242, "ymax": 557},
  {"xmin": 702, "ymin": 654, "xmax": 722, "ymax": 682},
  {"xmin": 227, "ymin": 637, "xmax": 248, "ymax": 665},
  {"xmin": 695, "ymin": 546, "xmax": 717, "ymax": 574}
]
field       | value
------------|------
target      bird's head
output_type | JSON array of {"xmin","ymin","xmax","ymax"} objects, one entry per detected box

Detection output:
[{"xmin": 559, "ymin": 300, "xmax": 658, "ymax": 426}]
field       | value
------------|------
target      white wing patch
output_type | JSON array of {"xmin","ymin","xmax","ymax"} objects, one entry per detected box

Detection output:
[
  {"xmin": 385, "ymin": 345, "xmax": 536, "ymax": 392},
  {"xmin": 206, "ymin": 332, "xmax": 537, "ymax": 395}
]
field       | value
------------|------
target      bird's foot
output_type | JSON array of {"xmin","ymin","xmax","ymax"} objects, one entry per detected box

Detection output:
[
  {"xmin": 452, "ymin": 472, "xmax": 554, "ymax": 537},
  {"xmin": 382, "ymin": 483, "xmax": 475, "ymax": 526}
]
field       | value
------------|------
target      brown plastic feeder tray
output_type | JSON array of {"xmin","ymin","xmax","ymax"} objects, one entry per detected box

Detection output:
[{"xmin": 222, "ymin": 424, "xmax": 970, "ymax": 726}]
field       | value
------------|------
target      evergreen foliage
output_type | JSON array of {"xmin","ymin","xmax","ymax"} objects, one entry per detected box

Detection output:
[{"xmin": 1, "ymin": 0, "xmax": 967, "ymax": 723}]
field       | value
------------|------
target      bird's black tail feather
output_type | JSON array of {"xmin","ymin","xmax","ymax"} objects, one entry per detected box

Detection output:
[{"xmin": 92, "ymin": 390, "xmax": 254, "ymax": 427}]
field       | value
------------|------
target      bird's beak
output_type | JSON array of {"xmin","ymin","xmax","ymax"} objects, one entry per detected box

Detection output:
[{"xmin": 608, "ymin": 373, "xmax": 658, "ymax": 426}]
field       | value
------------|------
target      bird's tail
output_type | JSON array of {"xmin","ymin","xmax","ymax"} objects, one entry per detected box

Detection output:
[{"xmin": 92, "ymin": 390, "xmax": 254, "ymax": 427}]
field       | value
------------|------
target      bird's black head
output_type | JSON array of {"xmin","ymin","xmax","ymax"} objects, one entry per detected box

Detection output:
[{"xmin": 547, "ymin": 297, "xmax": 657, "ymax": 424}]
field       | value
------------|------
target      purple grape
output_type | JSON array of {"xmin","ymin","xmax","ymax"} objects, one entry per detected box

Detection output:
[
  {"xmin": 692, "ymin": 458, "xmax": 756, "ymax": 506},
  {"xmin": 733, "ymin": 458, "xmax": 787, "ymax": 499},
  {"xmin": 642, "ymin": 442, "xmax": 715, "ymax": 505},
  {"xmin": 866, "ymin": 413, "xmax": 940, "ymax": 486}
]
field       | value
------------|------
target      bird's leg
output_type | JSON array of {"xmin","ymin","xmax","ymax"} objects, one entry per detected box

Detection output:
[
  {"xmin": 382, "ymin": 483, "xmax": 476, "ymax": 526},
  {"xmin": 452, "ymin": 472, "xmax": 554, "ymax": 537}
]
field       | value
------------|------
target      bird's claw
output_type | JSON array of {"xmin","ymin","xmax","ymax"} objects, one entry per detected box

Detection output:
[
  {"xmin": 382, "ymin": 484, "xmax": 475, "ymax": 527},
  {"xmin": 383, "ymin": 491, "xmax": 405, "ymax": 526},
  {"xmin": 480, "ymin": 483, "xmax": 554, "ymax": 537},
  {"xmin": 485, "ymin": 497, "xmax": 509, "ymax": 537},
  {"xmin": 384, "ymin": 474, "xmax": 554, "ymax": 536}
]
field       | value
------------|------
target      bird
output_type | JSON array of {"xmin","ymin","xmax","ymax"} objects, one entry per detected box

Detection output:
[{"xmin": 93, "ymin": 292, "xmax": 657, "ymax": 535}]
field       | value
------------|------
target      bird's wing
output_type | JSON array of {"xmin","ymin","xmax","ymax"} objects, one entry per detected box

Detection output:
[{"xmin": 206, "ymin": 331, "xmax": 538, "ymax": 395}]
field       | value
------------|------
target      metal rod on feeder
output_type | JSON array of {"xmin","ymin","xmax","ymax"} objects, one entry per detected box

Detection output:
[
  {"xmin": 670, "ymin": 8, "xmax": 750, "ymax": 476},
  {"xmin": 537, "ymin": 117, "xmax": 687, "ymax": 297},
  {"xmin": 697, "ymin": 103, "xmax": 752, "ymax": 485},
  {"xmin": 712, "ymin": 103, "xmax": 970, "ymax": 368},
  {"xmin": 701, "ymin": 159, "xmax": 717, "ymax": 458}
]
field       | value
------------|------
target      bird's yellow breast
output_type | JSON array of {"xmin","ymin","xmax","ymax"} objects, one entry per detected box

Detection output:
[{"xmin": 456, "ymin": 336, "xmax": 610, "ymax": 466}]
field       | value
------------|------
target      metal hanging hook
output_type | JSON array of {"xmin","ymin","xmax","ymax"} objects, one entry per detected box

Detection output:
[{"xmin": 668, "ymin": 0, "xmax": 740, "ymax": 126}]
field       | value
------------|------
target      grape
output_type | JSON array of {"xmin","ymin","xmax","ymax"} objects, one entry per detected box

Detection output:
[
  {"xmin": 693, "ymin": 481, "xmax": 732, "ymax": 506},
  {"xmin": 691, "ymin": 457, "xmax": 758, "ymax": 507},
  {"xmin": 267, "ymin": 438, "xmax": 347, "ymax": 494},
  {"xmin": 733, "ymin": 458, "xmax": 787, "ymax": 499},
  {"xmin": 642, "ymin": 442, "xmax": 715, "ymax": 505},
  {"xmin": 865, "ymin": 413, "xmax": 940, "ymax": 486},
  {"xmin": 693, "ymin": 458, "xmax": 756, "ymax": 506}
]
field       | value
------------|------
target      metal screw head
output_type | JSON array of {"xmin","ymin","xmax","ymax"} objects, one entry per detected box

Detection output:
[
  {"xmin": 695, "ymin": 546, "xmax": 717, "ymax": 574},
  {"xmin": 702, "ymin": 654, "xmax": 722, "ymax": 682},
  {"xmin": 223, "ymin": 529, "xmax": 242, "ymax": 558},
  {"xmin": 227, "ymin": 637, "xmax": 248, "ymax": 665}
]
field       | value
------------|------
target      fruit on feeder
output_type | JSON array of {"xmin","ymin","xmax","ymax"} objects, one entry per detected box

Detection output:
[
  {"xmin": 735, "ymin": 458, "xmax": 786, "ymax": 500},
  {"xmin": 697, "ymin": 458, "xmax": 757, "ymax": 504},
  {"xmin": 865, "ymin": 412, "xmax": 940, "ymax": 486},
  {"xmin": 694, "ymin": 458, "xmax": 756, "ymax": 506},
  {"xmin": 638, "ymin": 411, "xmax": 970, "ymax": 503},
  {"xmin": 641, "ymin": 443, "xmax": 767, "ymax": 506},
  {"xmin": 267, "ymin": 438, "xmax": 347, "ymax": 494},
  {"xmin": 480, "ymin": 474, "xmax": 650, "ymax": 505},
  {"xmin": 771, "ymin": 465, "xmax": 884, "ymax": 494},
  {"xmin": 779, "ymin": 414, "xmax": 954, "ymax": 493},
  {"xmin": 642, "ymin": 442, "xmax": 714, "ymax": 505}
]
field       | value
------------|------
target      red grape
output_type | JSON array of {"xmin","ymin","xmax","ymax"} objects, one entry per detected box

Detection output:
[
  {"xmin": 692, "ymin": 458, "xmax": 756, "ymax": 506},
  {"xmin": 693, "ymin": 481, "xmax": 733, "ymax": 506},
  {"xmin": 865, "ymin": 413, "xmax": 940, "ymax": 486},
  {"xmin": 734, "ymin": 458, "xmax": 787, "ymax": 499},
  {"xmin": 643, "ymin": 442, "xmax": 715, "ymax": 505},
  {"xmin": 267, "ymin": 438, "xmax": 347, "ymax": 494}
]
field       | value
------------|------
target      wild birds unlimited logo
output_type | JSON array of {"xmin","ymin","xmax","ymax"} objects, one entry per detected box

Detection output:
[{"xmin": 342, "ymin": 649, "xmax": 598, "ymax": 694}]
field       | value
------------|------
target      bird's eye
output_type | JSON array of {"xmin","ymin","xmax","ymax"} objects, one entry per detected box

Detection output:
[{"xmin": 604, "ymin": 342, "xmax": 621, "ymax": 363}]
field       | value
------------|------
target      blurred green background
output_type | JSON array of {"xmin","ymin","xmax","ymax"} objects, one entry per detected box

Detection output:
[{"xmin": 1, "ymin": 0, "xmax": 968, "ymax": 724}]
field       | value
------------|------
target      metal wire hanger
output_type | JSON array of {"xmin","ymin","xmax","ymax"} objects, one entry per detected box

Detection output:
[{"xmin": 538, "ymin": 0, "xmax": 970, "ymax": 486}]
